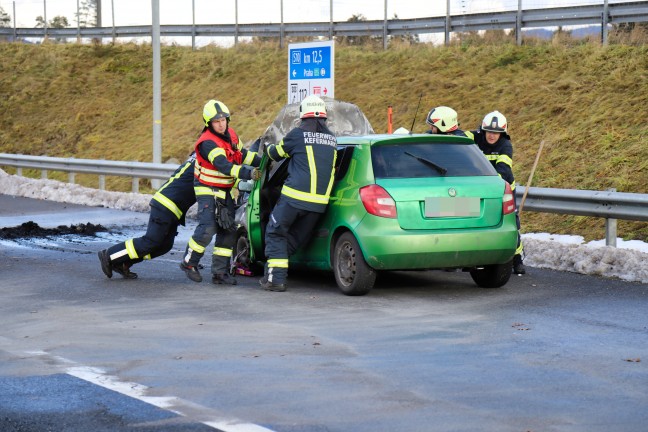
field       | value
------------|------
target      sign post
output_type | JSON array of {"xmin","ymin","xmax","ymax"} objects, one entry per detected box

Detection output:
[{"xmin": 287, "ymin": 40, "xmax": 334, "ymax": 104}]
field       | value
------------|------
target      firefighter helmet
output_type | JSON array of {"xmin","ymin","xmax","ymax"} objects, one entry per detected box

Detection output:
[
  {"xmin": 481, "ymin": 111, "xmax": 508, "ymax": 134},
  {"xmin": 299, "ymin": 95, "xmax": 327, "ymax": 119},
  {"xmin": 203, "ymin": 100, "xmax": 230, "ymax": 127},
  {"xmin": 425, "ymin": 106, "xmax": 458, "ymax": 133}
]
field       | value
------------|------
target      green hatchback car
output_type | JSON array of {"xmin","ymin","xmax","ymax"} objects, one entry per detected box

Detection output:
[{"xmin": 237, "ymin": 128, "xmax": 519, "ymax": 296}]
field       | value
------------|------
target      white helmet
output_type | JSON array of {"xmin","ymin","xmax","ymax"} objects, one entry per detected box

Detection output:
[
  {"xmin": 299, "ymin": 95, "xmax": 327, "ymax": 119},
  {"xmin": 481, "ymin": 111, "xmax": 508, "ymax": 134},
  {"xmin": 425, "ymin": 106, "xmax": 458, "ymax": 133}
]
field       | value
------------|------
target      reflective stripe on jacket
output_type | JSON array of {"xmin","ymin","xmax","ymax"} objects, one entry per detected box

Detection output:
[
  {"xmin": 473, "ymin": 130, "xmax": 516, "ymax": 190},
  {"xmin": 150, "ymin": 154, "xmax": 197, "ymax": 225},
  {"xmin": 266, "ymin": 121, "xmax": 337, "ymax": 213},
  {"xmin": 194, "ymin": 128, "xmax": 243, "ymax": 188}
]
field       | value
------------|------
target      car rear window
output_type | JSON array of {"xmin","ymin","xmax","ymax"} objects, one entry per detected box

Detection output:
[{"xmin": 371, "ymin": 142, "xmax": 497, "ymax": 179}]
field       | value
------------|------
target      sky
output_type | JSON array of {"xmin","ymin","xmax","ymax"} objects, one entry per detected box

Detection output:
[{"xmin": 1, "ymin": 168, "xmax": 647, "ymax": 285}]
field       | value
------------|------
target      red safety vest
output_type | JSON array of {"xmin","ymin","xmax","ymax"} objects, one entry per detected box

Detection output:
[{"xmin": 194, "ymin": 128, "xmax": 242, "ymax": 188}]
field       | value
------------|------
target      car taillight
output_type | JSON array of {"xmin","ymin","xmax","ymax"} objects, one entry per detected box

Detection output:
[
  {"xmin": 503, "ymin": 182, "xmax": 516, "ymax": 215},
  {"xmin": 360, "ymin": 184, "xmax": 397, "ymax": 218}
]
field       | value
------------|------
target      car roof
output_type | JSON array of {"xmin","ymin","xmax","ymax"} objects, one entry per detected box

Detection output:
[{"xmin": 337, "ymin": 133, "xmax": 475, "ymax": 147}]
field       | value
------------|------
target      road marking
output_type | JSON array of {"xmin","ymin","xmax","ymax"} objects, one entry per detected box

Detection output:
[{"xmin": 19, "ymin": 350, "xmax": 275, "ymax": 432}]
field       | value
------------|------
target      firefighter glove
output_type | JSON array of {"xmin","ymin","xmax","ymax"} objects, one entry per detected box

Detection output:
[
  {"xmin": 215, "ymin": 199, "xmax": 235, "ymax": 231},
  {"xmin": 251, "ymin": 168, "xmax": 262, "ymax": 181}
]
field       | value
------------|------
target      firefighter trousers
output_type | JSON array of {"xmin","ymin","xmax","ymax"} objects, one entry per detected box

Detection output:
[
  {"xmin": 107, "ymin": 205, "xmax": 179, "ymax": 267},
  {"xmin": 183, "ymin": 191, "xmax": 236, "ymax": 274},
  {"xmin": 263, "ymin": 198, "xmax": 321, "ymax": 285}
]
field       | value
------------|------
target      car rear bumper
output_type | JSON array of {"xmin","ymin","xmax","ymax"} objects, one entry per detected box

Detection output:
[{"xmin": 353, "ymin": 214, "xmax": 518, "ymax": 270}]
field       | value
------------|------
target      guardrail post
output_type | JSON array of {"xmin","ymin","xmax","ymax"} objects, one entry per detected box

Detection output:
[
  {"xmin": 99, "ymin": 174, "xmax": 106, "ymax": 190},
  {"xmin": 605, "ymin": 187, "xmax": 617, "ymax": 247},
  {"xmin": 111, "ymin": 0, "xmax": 116, "ymax": 44},
  {"xmin": 602, "ymin": 0, "xmax": 609, "ymax": 45},
  {"xmin": 17, "ymin": 167, "xmax": 22, "ymax": 176},
  {"xmin": 191, "ymin": 0, "xmax": 196, "ymax": 50},
  {"xmin": 132, "ymin": 177, "xmax": 139, "ymax": 193},
  {"xmin": 13, "ymin": 1, "xmax": 17, "ymax": 41},
  {"xmin": 444, "ymin": 0, "xmax": 451, "ymax": 46},
  {"xmin": 68, "ymin": 172, "xmax": 75, "ymax": 184},
  {"xmin": 516, "ymin": 0, "xmax": 522, "ymax": 46},
  {"xmin": 41, "ymin": 170, "xmax": 48, "ymax": 179}
]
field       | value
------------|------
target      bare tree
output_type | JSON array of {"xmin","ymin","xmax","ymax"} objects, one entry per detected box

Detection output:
[
  {"xmin": 337, "ymin": 14, "xmax": 379, "ymax": 46},
  {"xmin": 36, "ymin": 15, "xmax": 70, "ymax": 42},
  {"xmin": 76, "ymin": 0, "xmax": 98, "ymax": 28},
  {"xmin": 0, "ymin": 6, "xmax": 11, "ymax": 28}
]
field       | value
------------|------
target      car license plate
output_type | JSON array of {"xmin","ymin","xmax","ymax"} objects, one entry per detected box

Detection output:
[{"xmin": 425, "ymin": 197, "xmax": 480, "ymax": 217}]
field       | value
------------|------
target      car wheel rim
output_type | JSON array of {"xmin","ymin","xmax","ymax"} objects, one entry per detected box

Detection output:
[
  {"xmin": 235, "ymin": 236, "xmax": 250, "ymax": 266},
  {"xmin": 337, "ymin": 241, "xmax": 355, "ymax": 286}
]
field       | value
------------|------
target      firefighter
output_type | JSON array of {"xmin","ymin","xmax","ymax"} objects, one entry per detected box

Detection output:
[
  {"xmin": 260, "ymin": 95, "xmax": 338, "ymax": 292},
  {"xmin": 98, "ymin": 153, "xmax": 197, "ymax": 279},
  {"xmin": 180, "ymin": 99, "xmax": 261, "ymax": 284},
  {"xmin": 473, "ymin": 110, "xmax": 525, "ymax": 275},
  {"xmin": 425, "ymin": 105, "xmax": 474, "ymax": 139}
]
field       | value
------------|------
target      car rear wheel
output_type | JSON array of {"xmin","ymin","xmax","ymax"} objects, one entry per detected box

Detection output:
[
  {"xmin": 469, "ymin": 260, "xmax": 513, "ymax": 288},
  {"xmin": 333, "ymin": 232, "xmax": 376, "ymax": 296},
  {"xmin": 231, "ymin": 228, "xmax": 261, "ymax": 276}
]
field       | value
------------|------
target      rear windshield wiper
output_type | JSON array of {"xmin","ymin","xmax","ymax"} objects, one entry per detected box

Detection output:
[{"xmin": 404, "ymin": 151, "xmax": 447, "ymax": 176}]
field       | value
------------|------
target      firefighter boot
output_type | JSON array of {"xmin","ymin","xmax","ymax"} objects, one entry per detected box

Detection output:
[
  {"xmin": 98, "ymin": 249, "xmax": 112, "ymax": 279},
  {"xmin": 259, "ymin": 278, "xmax": 286, "ymax": 292},
  {"xmin": 113, "ymin": 263, "xmax": 138, "ymax": 279},
  {"xmin": 513, "ymin": 254, "xmax": 526, "ymax": 275},
  {"xmin": 180, "ymin": 261, "xmax": 202, "ymax": 282},
  {"xmin": 212, "ymin": 273, "xmax": 237, "ymax": 285}
]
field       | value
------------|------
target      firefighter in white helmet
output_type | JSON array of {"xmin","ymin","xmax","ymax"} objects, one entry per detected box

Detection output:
[
  {"xmin": 425, "ymin": 106, "xmax": 474, "ymax": 139},
  {"xmin": 473, "ymin": 110, "xmax": 525, "ymax": 274},
  {"xmin": 260, "ymin": 95, "xmax": 338, "ymax": 292}
]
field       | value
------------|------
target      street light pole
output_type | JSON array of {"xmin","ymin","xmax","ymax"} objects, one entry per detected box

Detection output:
[{"xmin": 151, "ymin": 0, "xmax": 162, "ymax": 189}]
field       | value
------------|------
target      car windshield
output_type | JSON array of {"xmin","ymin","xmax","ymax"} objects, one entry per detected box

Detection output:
[{"xmin": 371, "ymin": 142, "xmax": 497, "ymax": 179}]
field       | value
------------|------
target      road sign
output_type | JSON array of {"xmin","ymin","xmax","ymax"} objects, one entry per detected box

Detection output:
[{"xmin": 287, "ymin": 40, "xmax": 335, "ymax": 104}]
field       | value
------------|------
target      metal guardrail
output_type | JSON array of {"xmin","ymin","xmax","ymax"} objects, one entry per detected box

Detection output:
[
  {"xmin": 513, "ymin": 186, "xmax": 648, "ymax": 247},
  {"xmin": 1, "ymin": 2, "xmax": 646, "ymax": 43},
  {"xmin": 515, "ymin": 186, "xmax": 648, "ymax": 222},
  {"xmin": 0, "ymin": 153, "xmax": 176, "ymax": 180},
  {"xmin": 1, "ymin": 153, "xmax": 647, "ymax": 246},
  {"xmin": 0, "ymin": 153, "xmax": 177, "ymax": 193}
]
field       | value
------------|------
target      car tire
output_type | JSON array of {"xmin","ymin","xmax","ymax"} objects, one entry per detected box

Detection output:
[
  {"xmin": 333, "ymin": 232, "xmax": 376, "ymax": 296},
  {"xmin": 231, "ymin": 228, "xmax": 261, "ymax": 276},
  {"xmin": 469, "ymin": 260, "xmax": 513, "ymax": 288}
]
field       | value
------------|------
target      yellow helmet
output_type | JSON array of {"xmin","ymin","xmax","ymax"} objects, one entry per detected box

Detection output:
[
  {"xmin": 203, "ymin": 100, "xmax": 230, "ymax": 127},
  {"xmin": 481, "ymin": 111, "xmax": 508, "ymax": 133},
  {"xmin": 299, "ymin": 95, "xmax": 327, "ymax": 119},
  {"xmin": 425, "ymin": 106, "xmax": 458, "ymax": 133}
]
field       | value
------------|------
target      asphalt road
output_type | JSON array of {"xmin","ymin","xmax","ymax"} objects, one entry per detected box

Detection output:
[{"xmin": 1, "ymin": 195, "xmax": 647, "ymax": 432}]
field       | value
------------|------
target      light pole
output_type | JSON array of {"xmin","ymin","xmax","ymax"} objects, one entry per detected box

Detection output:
[{"xmin": 151, "ymin": 0, "xmax": 162, "ymax": 189}]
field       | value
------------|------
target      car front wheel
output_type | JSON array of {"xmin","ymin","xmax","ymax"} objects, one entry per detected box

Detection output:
[
  {"xmin": 333, "ymin": 232, "xmax": 376, "ymax": 296},
  {"xmin": 469, "ymin": 260, "xmax": 513, "ymax": 288}
]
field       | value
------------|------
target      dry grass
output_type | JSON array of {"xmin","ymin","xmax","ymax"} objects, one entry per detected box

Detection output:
[{"xmin": 0, "ymin": 39, "xmax": 646, "ymax": 241}]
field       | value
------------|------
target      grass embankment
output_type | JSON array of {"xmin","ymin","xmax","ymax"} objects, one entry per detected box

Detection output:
[{"xmin": 0, "ymin": 41, "xmax": 646, "ymax": 241}]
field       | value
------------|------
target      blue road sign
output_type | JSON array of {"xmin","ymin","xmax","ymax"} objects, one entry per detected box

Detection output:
[{"xmin": 287, "ymin": 41, "xmax": 335, "ymax": 103}]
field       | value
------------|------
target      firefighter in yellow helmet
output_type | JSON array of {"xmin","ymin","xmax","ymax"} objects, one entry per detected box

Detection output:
[
  {"xmin": 260, "ymin": 95, "xmax": 338, "ymax": 292},
  {"xmin": 179, "ymin": 99, "xmax": 262, "ymax": 284},
  {"xmin": 473, "ymin": 110, "xmax": 525, "ymax": 274},
  {"xmin": 425, "ymin": 106, "xmax": 474, "ymax": 140}
]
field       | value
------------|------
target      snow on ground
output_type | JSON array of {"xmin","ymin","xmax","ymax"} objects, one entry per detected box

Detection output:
[{"xmin": 1, "ymin": 169, "xmax": 646, "ymax": 284}]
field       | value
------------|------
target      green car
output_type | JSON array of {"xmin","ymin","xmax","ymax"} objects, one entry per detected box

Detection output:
[{"xmin": 235, "ymin": 101, "xmax": 519, "ymax": 296}]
